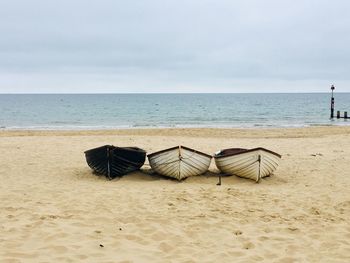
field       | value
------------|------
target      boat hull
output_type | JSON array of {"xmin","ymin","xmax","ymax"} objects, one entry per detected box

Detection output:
[
  {"xmin": 85, "ymin": 145, "xmax": 146, "ymax": 179},
  {"xmin": 147, "ymin": 146, "xmax": 212, "ymax": 180},
  {"xmin": 214, "ymin": 148, "xmax": 281, "ymax": 182}
]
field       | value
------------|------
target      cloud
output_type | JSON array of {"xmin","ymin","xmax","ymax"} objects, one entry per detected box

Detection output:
[{"xmin": 0, "ymin": 0, "xmax": 350, "ymax": 92}]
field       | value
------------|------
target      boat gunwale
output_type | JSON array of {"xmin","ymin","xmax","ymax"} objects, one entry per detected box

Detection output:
[
  {"xmin": 112, "ymin": 146, "xmax": 146, "ymax": 155},
  {"xmin": 214, "ymin": 147, "xmax": 282, "ymax": 159},
  {"xmin": 84, "ymin": 145, "xmax": 112, "ymax": 154},
  {"xmin": 84, "ymin": 145, "xmax": 146, "ymax": 155},
  {"xmin": 147, "ymin": 145, "xmax": 212, "ymax": 159}
]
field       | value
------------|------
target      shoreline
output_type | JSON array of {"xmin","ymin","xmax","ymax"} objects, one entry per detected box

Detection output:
[
  {"xmin": 1, "ymin": 125, "xmax": 350, "ymax": 138},
  {"xmin": 0, "ymin": 122, "xmax": 348, "ymax": 131}
]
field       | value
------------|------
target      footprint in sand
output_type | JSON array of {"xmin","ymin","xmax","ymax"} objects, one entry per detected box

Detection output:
[
  {"xmin": 159, "ymin": 241, "xmax": 174, "ymax": 253},
  {"xmin": 334, "ymin": 201, "xmax": 350, "ymax": 215},
  {"xmin": 258, "ymin": 236, "xmax": 269, "ymax": 241},
  {"xmin": 44, "ymin": 232, "xmax": 69, "ymax": 241},
  {"xmin": 228, "ymin": 251, "xmax": 245, "ymax": 257},
  {"xmin": 125, "ymin": 234, "xmax": 138, "ymax": 241},
  {"xmin": 49, "ymin": 245, "xmax": 69, "ymax": 253},
  {"xmin": 286, "ymin": 227, "xmax": 300, "ymax": 233},
  {"xmin": 75, "ymin": 254, "xmax": 88, "ymax": 260},
  {"xmin": 4, "ymin": 252, "xmax": 39, "ymax": 259},
  {"xmin": 151, "ymin": 231, "xmax": 168, "ymax": 241},
  {"xmin": 242, "ymin": 242, "xmax": 255, "ymax": 250},
  {"xmin": 263, "ymin": 227, "xmax": 273, "ymax": 233}
]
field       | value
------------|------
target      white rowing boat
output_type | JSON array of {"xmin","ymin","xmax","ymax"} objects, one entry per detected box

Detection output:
[
  {"xmin": 147, "ymin": 146, "xmax": 212, "ymax": 180},
  {"xmin": 214, "ymin": 147, "xmax": 281, "ymax": 182}
]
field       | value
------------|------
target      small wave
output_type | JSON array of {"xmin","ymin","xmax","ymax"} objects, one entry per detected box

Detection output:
[
  {"xmin": 254, "ymin": 124, "xmax": 274, "ymax": 127},
  {"xmin": 49, "ymin": 122, "xmax": 75, "ymax": 125},
  {"xmin": 2, "ymin": 121, "xmax": 350, "ymax": 131},
  {"xmin": 132, "ymin": 123, "xmax": 154, "ymax": 127}
]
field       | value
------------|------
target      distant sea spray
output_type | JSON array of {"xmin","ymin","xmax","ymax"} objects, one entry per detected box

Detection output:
[{"xmin": 0, "ymin": 93, "xmax": 349, "ymax": 130}]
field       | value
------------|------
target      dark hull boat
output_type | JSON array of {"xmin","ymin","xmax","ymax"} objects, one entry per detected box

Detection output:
[{"xmin": 84, "ymin": 145, "xmax": 146, "ymax": 179}]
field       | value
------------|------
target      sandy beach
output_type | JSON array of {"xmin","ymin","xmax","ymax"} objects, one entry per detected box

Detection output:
[{"xmin": 1, "ymin": 126, "xmax": 350, "ymax": 262}]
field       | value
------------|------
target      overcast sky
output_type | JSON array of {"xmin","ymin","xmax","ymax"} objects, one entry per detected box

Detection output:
[{"xmin": 0, "ymin": 0, "xmax": 349, "ymax": 93}]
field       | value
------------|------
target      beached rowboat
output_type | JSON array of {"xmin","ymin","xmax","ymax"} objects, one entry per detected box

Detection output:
[
  {"xmin": 214, "ymin": 147, "xmax": 281, "ymax": 182},
  {"xmin": 147, "ymin": 146, "xmax": 212, "ymax": 180},
  {"xmin": 85, "ymin": 145, "xmax": 146, "ymax": 179}
]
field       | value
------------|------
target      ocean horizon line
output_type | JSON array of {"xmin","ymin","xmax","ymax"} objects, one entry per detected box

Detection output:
[{"xmin": 0, "ymin": 92, "xmax": 348, "ymax": 95}]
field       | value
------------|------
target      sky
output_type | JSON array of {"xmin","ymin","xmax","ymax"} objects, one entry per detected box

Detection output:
[{"xmin": 0, "ymin": 0, "xmax": 349, "ymax": 93}]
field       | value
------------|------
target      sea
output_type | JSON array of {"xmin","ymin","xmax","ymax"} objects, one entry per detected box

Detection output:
[{"xmin": 0, "ymin": 93, "xmax": 349, "ymax": 130}]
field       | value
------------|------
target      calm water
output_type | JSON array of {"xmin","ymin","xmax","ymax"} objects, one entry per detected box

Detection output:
[{"xmin": 0, "ymin": 93, "xmax": 349, "ymax": 129}]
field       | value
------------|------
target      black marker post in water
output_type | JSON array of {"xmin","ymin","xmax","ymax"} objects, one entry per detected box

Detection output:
[
  {"xmin": 330, "ymin": 85, "xmax": 335, "ymax": 119},
  {"xmin": 330, "ymin": 85, "xmax": 350, "ymax": 120}
]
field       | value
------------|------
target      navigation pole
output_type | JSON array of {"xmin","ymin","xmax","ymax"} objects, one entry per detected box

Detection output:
[{"xmin": 330, "ymin": 85, "xmax": 335, "ymax": 119}]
